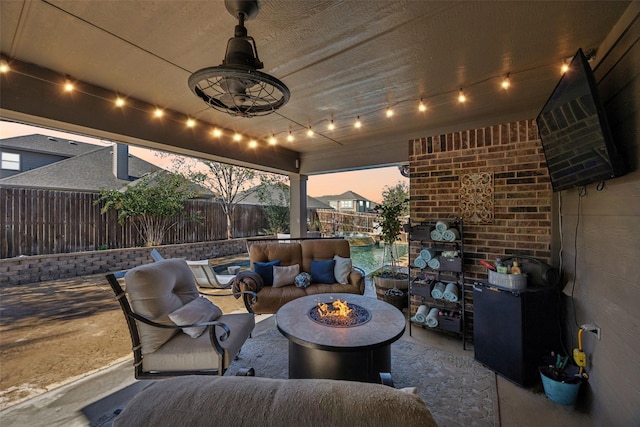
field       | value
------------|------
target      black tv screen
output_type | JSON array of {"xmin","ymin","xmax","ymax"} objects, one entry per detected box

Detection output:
[{"xmin": 536, "ymin": 48, "xmax": 626, "ymax": 192}]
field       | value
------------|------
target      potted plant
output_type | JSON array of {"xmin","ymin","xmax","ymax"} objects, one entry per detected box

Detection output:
[{"xmin": 372, "ymin": 183, "xmax": 410, "ymax": 302}]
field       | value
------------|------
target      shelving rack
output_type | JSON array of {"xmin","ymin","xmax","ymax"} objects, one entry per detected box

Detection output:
[{"xmin": 407, "ymin": 219, "xmax": 467, "ymax": 349}]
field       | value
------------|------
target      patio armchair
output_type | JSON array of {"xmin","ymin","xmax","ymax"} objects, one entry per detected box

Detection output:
[
  {"xmin": 105, "ymin": 258, "xmax": 257, "ymax": 379},
  {"xmin": 149, "ymin": 248, "xmax": 233, "ymax": 289}
]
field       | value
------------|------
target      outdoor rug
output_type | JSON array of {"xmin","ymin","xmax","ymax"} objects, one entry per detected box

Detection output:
[{"xmin": 226, "ymin": 326, "xmax": 499, "ymax": 427}]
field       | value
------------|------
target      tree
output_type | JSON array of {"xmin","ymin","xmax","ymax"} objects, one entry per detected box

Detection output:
[
  {"xmin": 97, "ymin": 172, "xmax": 197, "ymax": 246},
  {"xmin": 255, "ymin": 178, "xmax": 290, "ymax": 235},
  {"xmin": 375, "ymin": 181, "xmax": 410, "ymax": 275}
]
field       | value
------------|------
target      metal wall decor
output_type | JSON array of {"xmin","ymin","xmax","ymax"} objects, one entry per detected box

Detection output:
[{"xmin": 460, "ymin": 172, "xmax": 494, "ymax": 224}]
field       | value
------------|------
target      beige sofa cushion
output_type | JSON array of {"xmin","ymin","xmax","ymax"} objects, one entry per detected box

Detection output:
[
  {"xmin": 124, "ymin": 259, "xmax": 199, "ymax": 354},
  {"xmin": 273, "ymin": 264, "xmax": 300, "ymax": 288},
  {"xmin": 114, "ymin": 376, "xmax": 437, "ymax": 427}
]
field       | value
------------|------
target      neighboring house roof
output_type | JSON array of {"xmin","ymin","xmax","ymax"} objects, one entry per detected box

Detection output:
[
  {"xmin": 0, "ymin": 134, "xmax": 102, "ymax": 157},
  {"xmin": 238, "ymin": 184, "xmax": 333, "ymax": 209},
  {"xmin": 0, "ymin": 134, "xmax": 162, "ymax": 192},
  {"xmin": 316, "ymin": 190, "xmax": 374, "ymax": 204}
]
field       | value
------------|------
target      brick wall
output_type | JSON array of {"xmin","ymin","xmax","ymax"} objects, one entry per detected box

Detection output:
[
  {"xmin": 408, "ymin": 118, "xmax": 553, "ymax": 335},
  {"xmin": 0, "ymin": 239, "xmax": 247, "ymax": 287}
]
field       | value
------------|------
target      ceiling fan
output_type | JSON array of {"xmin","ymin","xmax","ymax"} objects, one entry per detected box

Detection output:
[{"xmin": 188, "ymin": 0, "xmax": 290, "ymax": 118}]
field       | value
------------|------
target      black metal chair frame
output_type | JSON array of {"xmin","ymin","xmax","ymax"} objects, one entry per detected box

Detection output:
[{"xmin": 106, "ymin": 271, "xmax": 256, "ymax": 379}]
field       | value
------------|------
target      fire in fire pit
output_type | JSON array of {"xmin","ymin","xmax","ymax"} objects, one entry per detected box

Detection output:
[{"xmin": 308, "ymin": 299, "xmax": 371, "ymax": 327}]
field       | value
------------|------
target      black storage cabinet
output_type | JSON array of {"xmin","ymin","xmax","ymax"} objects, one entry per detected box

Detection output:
[{"xmin": 473, "ymin": 284, "xmax": 561, "ymax": 387}]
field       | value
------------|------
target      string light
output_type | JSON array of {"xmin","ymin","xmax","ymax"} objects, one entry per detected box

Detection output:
[
  {"xmin": 248, "ymin": 140, "xmax": 258, "ymax": 148},
  {"xmin": 501, "ymin": 74, "xmax": 510, "ymax": 90},
  {"xmin": 4, "ymin": 54, "xmax": 567, "ymax": 151},
  {"xmin": 458, "ymin": 88, "xmax": 466, "ymax": 103}
]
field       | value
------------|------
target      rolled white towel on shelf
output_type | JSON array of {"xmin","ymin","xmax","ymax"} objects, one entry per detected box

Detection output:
[
  {"xmin": 431, "ymin": 281, "xmax": 446, "ymax": 299},
  {"xmin": 435, "ymin": 221, "xmax": 449, "ymax": 233},
  {"xmin": 425, "ymin": 307, "xmax": 440, "ymax": 328},
  {"xmin": 414, "ymin": 257, "xmax": 427, "ymax": 269},
  {"xmin": 430, "ymin": 229, "xmax": 443, "ymax": 241},
  {"xmin": 420, "ymin": 248, "xmax": 437, "ymax": 261},
  {"xmin": 414, "ymin": 304, "xmax": 429, "ymax": 323},
  {"xmin": 442, "ymin": 228, "xmax": 460, "ymax": 242},
  {"xmin": 427, "ymin": 257, "xmax": 441, "ymax": 270},
  {"xmin": 443, "ymin": 282, "xmax": 459, "ymax": 302},
  {"xmin": 441, "ymin": 250, "xmax": 459, "ymax": 258}
]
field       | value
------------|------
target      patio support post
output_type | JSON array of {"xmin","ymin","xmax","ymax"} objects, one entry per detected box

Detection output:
[{"xmin": 289, "ymin": 174, "xmax": 308, "ymax": 238}]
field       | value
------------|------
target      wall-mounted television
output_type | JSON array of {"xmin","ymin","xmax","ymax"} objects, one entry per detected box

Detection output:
[{"xmin": 536, "ymin": 48, "xmax": 626, "ymax": 192}]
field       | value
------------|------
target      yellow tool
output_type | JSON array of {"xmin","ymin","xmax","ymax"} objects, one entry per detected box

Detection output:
[{"xmin": 573, "ymin": 328, "xmax": 589, "ymax": 379}]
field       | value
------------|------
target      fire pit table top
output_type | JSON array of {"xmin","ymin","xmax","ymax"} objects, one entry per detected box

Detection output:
[{"xmin": 276, "ymin": 293, "xmax": 406, "ymax": 351}]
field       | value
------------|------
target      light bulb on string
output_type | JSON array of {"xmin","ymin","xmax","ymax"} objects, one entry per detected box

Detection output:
[
  {"xmin": 501, "ymin": 74, "xmax": 511, "ymax": 90},
  {"xmin": 64, "ymin": 81, "xmax": 75, "ymax": 92},
  {"xmin": 328, "ymin": 120, "xmax": 335, "ymax": 130},
  {"xmin": 458, "ymin": 89, "xmax": 466, "ymax": 103},
  {"xmin": 268, "ymin": 135, "xmax": 277, "ymax": 145},
  {"xmin": 418, "ymin": 99, "xmax": 427, "ymax": 112},
  {"xmin": 561, "ymin": 60, "xmax": 569, "ymax": 74},
  {"xmin": 186, "ymin": 118, "xmax": 196, "ymax": 128},
  {"xmin": 287, "ymin": 131, "xmax": 294, "ymax": 142},
  {"xmin": 212, "ymin": 128, "xmax": 222, "ymax": 138},
  {"xmin": 115, "ymin": 97, "xmax": 125, "ymax": 107},
  {"xmin": 354, "ymin": 116, "xmax": 362, "ymax": 128},
  {"xmin": 233, "ymin": 133, "xmax": 242, "ymax": 142},
  {"xmin": 307, "ymin": 127, "xmax": 314, "ymax": 137},
  {"xmin": 248, "ymin": 140, "xmax": 258, "ymax": 148},
  {"xmin": 386, "ymin": 108, "xmax": 394, "ymax": 118},
  {"xmin": 0, "ymin": 60, "xmax": 9, "ymax": 73},
  {"xmin": 153, "ymin": 108, "xmax": 164, "ymax": 118}
]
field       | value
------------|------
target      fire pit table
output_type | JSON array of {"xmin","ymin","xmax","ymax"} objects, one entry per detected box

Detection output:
[{"xmin": 276, "ymin": 293, "xmax": 406, "ymax": 383}]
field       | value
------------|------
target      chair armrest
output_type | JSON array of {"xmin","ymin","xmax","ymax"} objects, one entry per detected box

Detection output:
[
  {"xmin": 126, "ymin": 311, "xmax": 231, "ymax": 352},
  {"xmin": 199, "ymin": 290, "xmax": 258, "ymax": 306}
]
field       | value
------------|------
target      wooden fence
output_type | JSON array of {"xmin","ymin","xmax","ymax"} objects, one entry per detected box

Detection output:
[
  {"xmin": 315, "ymin": 209, "xmax": 379, "ymax": 236},
  {"xmin": 0, "ymin": 188, "xmax": 268, "ymax": 258}
]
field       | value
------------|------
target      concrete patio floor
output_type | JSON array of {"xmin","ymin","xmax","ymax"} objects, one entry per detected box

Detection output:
[{"xmin": 0, "ymin": 277, "xmax": 593, "ymax": 426}]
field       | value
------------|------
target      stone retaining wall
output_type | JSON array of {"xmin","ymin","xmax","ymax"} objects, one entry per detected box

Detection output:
[{"xmin": 0, "ymin": 239, "xmax": 247, "ymax": 287}]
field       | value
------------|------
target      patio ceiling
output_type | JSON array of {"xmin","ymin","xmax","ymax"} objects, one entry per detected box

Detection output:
[{"xmin": 0, "ymin": 0, "xmax": 631, "ymax": 176}]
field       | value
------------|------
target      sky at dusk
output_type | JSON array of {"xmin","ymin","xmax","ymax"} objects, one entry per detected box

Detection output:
[{"xmin": 1, "ymin": 121, "xmax": 407, "ymax": 203}]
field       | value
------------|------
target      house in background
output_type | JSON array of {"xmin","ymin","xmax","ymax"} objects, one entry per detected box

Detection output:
[
  {"xmin": 0, "ymin": 134, "xmax": 161, "ymax": 191},
  {"xmin": 239, "ymin": 183, "xmax": 333, "ymax": 210},
  {"xmin": 316, "ymin": 191, "xmax": 375, "ymax": 213}
]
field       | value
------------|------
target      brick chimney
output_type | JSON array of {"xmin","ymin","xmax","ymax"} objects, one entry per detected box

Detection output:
[{"xmin": 113, "ymin": 144, "xmax": 129, "ymax": 180}]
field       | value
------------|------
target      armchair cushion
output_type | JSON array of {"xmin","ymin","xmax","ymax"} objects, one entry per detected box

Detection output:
[
  {"xmin": 253, "ymin": 260, "xmax": 281, "ymax": 286},
  {"xmin": 125, "ymin": 259, "xmax": 199, "ymax": 354},
  {"xmin": 272, "ymin": 264, "xmax": 300, "ymax": 288},
  {"xmin": 168, "ymin": 297, "xmax": 222, "ymax": 338},
  {"xmin": 311, "ymin": 259, "xmax": 336, "ymax": 284}
]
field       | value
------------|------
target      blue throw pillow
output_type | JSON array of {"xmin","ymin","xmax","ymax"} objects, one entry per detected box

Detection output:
[
  {"xmin": 311, "ymin": 259, "xmax": 336, "ymax": 284},
  {"xmin": 253, "ymin": 260, "xmax": 281, "ymax": 286}
]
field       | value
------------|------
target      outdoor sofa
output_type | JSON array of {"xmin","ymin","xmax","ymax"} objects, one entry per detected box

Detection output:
[
  {"xmin": 113, "ymin": 375, "xmax": 437, "ymax": 426},
  {"xmin": 234, "ymin": 238, "xmax": 365, "ymax": 314}
]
